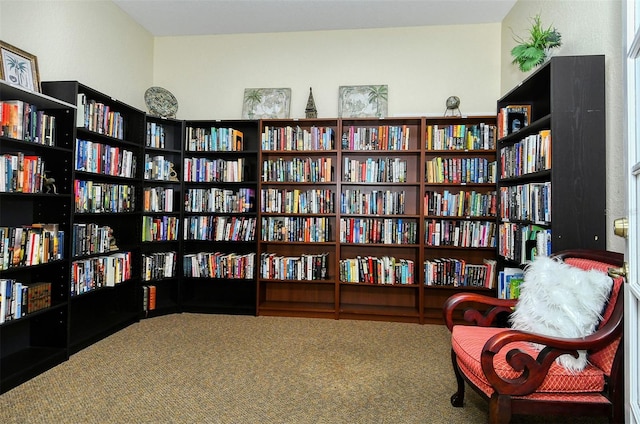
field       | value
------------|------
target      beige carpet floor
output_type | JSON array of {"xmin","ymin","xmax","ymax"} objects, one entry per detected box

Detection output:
[{"xmin": 0, "ymin": 314, "xmax": 608, "ymax": 423}]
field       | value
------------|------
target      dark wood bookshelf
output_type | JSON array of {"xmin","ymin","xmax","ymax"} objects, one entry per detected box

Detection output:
[
  {"xmin": 495, "ymin": 55, "xmax": 606, "ymax": 280},
  {"xmin": 0, "ymin": 80, "xmax": 75, "ymax": 393},
  {"xmin": 41, "ymin": 80, "xmax": 144, "ymax": 354}
]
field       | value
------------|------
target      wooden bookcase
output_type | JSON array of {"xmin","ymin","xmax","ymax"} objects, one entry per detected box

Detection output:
[
  {"xmin": 41, "ymin": 81, "xmax": 144, "ymax": 354},
  {"xmin": 0, "ymin": 80, "xmax": 74, "ymax": 393},
  {"xmin": 256, "ymin": 117, "xmax": 498, "ymax": 323},
  {"xmin": 495, "ymin": 55, "xmax": 606, "ymax": 281},
  {"xmin": 257, "ymin": 119, "xmax": 339, "ymax": 319},
  {"xmin": 141, "ymin": 116, "xmax": 184, "ymax": 316},
  {"xmin": 422, "ymin": 116, "xmax": 498, "ymax": 323},
  {"xmin": 181, "ymin": 119, "xmax": 259, "ymax": 315},
  {"xmin": 338, "ymin": 117, "xmax": 423, "ymax": 323}
]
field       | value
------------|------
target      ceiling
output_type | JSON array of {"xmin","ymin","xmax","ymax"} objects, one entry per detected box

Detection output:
[{"xmin": 112, "ymin": 0, "xmax": 517, "ymax": 37}]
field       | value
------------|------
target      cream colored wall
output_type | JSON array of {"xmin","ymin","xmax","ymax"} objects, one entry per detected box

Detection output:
[
  {"xmin": 501, "ymin": 0, "xmax": 624, "ymax": 253},
  {"xmin": 0, "ymin": 0, "xmax": 624, "ymax": 252},
  {"xmin": 153, "ymin": 24, "xmax": 501, "ymax": 120},
  {"xmin": 0, "ymin": 0, "xmax": 153, "ymax": 110}
]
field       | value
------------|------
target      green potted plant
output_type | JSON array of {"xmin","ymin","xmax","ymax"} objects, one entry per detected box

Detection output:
[{"xmin": 511, "ymin": 14, "xmax": 562, "ymax": 72}]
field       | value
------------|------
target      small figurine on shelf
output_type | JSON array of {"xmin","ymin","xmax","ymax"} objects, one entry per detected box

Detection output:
[
  {"xmin": 305, "ymin": 87, "xmax": 318, "ymax": 118},
  {"xmin": 444, "ymin": 96, "xmax": 461, "ymax": 117},
  {"xmin": 107, "ymin": 226, "xmax": 119, "ymax": 251},
  {"xmin": 168, "ymin": 161, "xmax": 179, "ymax": 182},
  {"xmin": 43, "ymin": 172, "xmax": 57, "ymax": 194}
]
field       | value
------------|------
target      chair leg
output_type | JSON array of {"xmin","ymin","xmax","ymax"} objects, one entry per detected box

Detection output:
[
  {"xmin": 489, "ymin": 394, "xmax": 512, "ymax": 424},
  {"xmin": 450, "ymin": 349, "xmax": 465, "ymax": 407}
]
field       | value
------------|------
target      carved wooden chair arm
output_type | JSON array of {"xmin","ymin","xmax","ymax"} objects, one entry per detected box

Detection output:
[
  {"xmin": 443, "ymin": 292, "xmax": 517, "ymax": 332},
  {"xmin": 480, "ymin": 300, "xmax": 624, "ymax": 396}
]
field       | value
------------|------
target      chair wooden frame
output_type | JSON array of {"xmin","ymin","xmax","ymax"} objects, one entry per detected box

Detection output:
[{"xmin": 443, "ymin": 249, "xmax": 625, "ymax": 424}]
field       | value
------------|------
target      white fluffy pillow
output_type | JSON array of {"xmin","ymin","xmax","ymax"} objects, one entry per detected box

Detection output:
[{"xmin": 509, "ymin": 256, "xmax": 613, "ymax": 372}]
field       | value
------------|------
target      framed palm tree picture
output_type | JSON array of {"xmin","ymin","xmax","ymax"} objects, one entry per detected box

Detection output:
[
  {"xmin": 242, "ymin": 88, "xmax": 291, "ymax": 119},
  {"xmin": 338, "ymin": 85, "xmax": 388, "ymax": 118},
  {"xmin": 0, "ymin": 41, "xmax": 40, "ymax": 92}
]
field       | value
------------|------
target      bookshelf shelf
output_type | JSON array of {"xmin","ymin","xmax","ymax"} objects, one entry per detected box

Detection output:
[
  {"xmin": 495, "ymin": 55, "xmax": 606, "ymax": 284},
  {"xmin": 42, "ymin": 80, "xmax": 144, "ymax": 354},
  {"xmin": 255, "ymin": 116, "xmax": 497, "ymax": 323},
  {"xmin": 0, "ymin": 79, "xmax": 74, "ymax": 393},
  {"xmin": 181, "ymin": 119, "xmax": 259, "ymax": 315}
]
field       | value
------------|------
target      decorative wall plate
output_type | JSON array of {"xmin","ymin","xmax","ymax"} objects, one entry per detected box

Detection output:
[{"xmin": 144, "ymin": 86, "xmax": 178, "ymax": 118}]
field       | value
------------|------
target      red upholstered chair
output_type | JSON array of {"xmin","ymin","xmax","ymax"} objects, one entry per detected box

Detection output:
[{"xmin": 443, "ymin": 249, "xmax": 625, "ymax": 424}]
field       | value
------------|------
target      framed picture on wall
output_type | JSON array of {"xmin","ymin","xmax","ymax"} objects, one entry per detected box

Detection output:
[
  {"xmin": 0, "ymin": 41, "xmax": 40, "ymax": 92},
  {"xmin": 338, "ymin": 85, "xmax": 388, "ymax": 118},
  {"xmin": 242, "ymin": 88, "xmax": 291, "ymax": 119}
]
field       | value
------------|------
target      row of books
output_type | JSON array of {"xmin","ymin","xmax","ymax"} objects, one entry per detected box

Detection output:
[
  {"xmin": 425, "ymin": 219, "xmax": 496, "ymax": 248},
  {"xmin": 425, "ymin": 156, "xmax": 496, "ymax": 184},
  {"xmin": 0, "ymin": 100, "xmax": 57, "ymax": 145},
  {"xmin": 185, "ymin": 187, "xmax": 255, "ymax": 213},
  {"xmin": 259, "ymin": 252, "xmax": 328, "ymax": 281},
  {"xmin": 0, "ymin": 280, "xmax": 52, "ymax": 323},
  {"xmin": 71, "ymin": 251, "xmax": 132, "ymax": 295},
  {"xmin": 499, "ymin": 130, "xmax": 551, "ymax": 179},
  {"xmin": 339, "ymin": 256, "xmax": 415, "ymax": 285},
  {"xmin": 142, "ymin": 284, "xmax": 156, "ymax": 312},
  {"xmin": 146, "ymin": 122, "xmax": 166, "ymax": 149},
  {"xmin": 74, "ymin": 180, "xmax": 136, "ymax": 213},
  {"xmin": 262, "ymin": 125, "xmax": 335, "ymax": 151},
  {"xmin": 340, "ymin": 189, "xmax": 406, "ymax": 215},
  {"xmin": 142, "ymin": 251, "xmax": 176, "ymax": 281},
  {"xmin": 339, "ymin": 218, "xmax": 418, "ymax": 245},
  {"xmin": 424, "ymin": 189, "xmax": 496, "ymax": 218},
  {"xmin": 424, "ymin": 258, "xmax": 496, "ymax": 288},
  {"xmin": 144, "ymin": 186, "xmax": 175, "ymax": 213},
  {"xmin": 425, "ymin": 123, "xmax": 496, "ymax": 151},
  {"xmin": 185, "ymin": 126, "xmax": 244, "ymax": 152},
  {"xmin": 261, "ymin": 188, "xmax": 334, "ymax": 214},
  {"xmin": 497, "ymin": 104, "xmax": 531, "ymax": 139},
  {"xmin": 77, "ymin": 94, "xmax": 125, "ymax": 140},
  {"xmin": 261, "ymin": 216, "xmax": 331, "ymax": 243},
  {"xmin": 343, "ymin": 157, "xmax": 408, "ymax": 183},
  {"xmin": 261, "ymin": 157, "xmax": 333, "ymax": 183},
  {"xmin": 0, "ymin": 224, "xmax": 64, "ymax": 270},
  {"xmin": 144, "ymin": 154, "xmax": 177, "ymax": 181},
  {"xmin": 183, "ymin": 215, "xmax": 256, "ymax": 242},
  {"xmin": 0, "ymin": 152, "xmax": 46, "ymax": 193},
  {"xmin": 71, "ymin": 223, "xmax": 114, "ymax": 257},
  {"xmin": 498, "ymin": 223, "xmax": 551, "ymax": 264},
  {"xmin": 75, "ymin": 139, "xmax": 137, "ymax": 178},
  {"xmin": 499, "ymin": 182, "xmax": 551, "ymax": 223},
  {"xmin": 183, "ymin": 157, "xmax": 245, "ymax": 182},
  {"xmin": 183, "ymin": 251, "xmax": 255, "ymax": 279},
  {"xmin": 142, "ymin": 216, "xmax": 179, "ymax": 242},
  {"xmin": 341, "ymin": 125, "xmax": 411, "ymax": 151}
]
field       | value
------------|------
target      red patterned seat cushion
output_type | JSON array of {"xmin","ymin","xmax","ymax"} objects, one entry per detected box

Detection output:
[{"xmin": 452, "ymin": 325, "xmax": 606, "ymax": 397}]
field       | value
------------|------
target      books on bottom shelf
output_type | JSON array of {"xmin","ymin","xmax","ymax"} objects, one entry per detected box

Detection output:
[
  {"xmin": 260, "ymin": 252, "xmax": 328, "ymax": 281},
  {"xmin": 0, "ymin": 279, "xmax": 52, "ymax": 323},
  {"xmin": 498, "ymin": 267, "xmax": 524, "ymax": 300},
  {"xmin": 424, "ymin": 257, "xmax": 496, "ymax": 288},
  {"xmin": 339, "ymin": 256, "xmax": 414, "ymax": 285},
  {"xmin": 71, "ymin": 251, "xmax": 132, "ymax": 295},
  {"xmin": 142, "ymin": 284, "xmax": 156, "ymax": 313},
  {"xmin": 183, "ymin": 251, "xmax": 255, "ymax": 279}
]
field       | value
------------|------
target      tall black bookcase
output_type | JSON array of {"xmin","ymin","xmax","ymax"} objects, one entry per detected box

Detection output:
[
  {"xmin": 41, "ymin": 81, "xmax": 144, "ymax": 353},
  {"xmin": 496, "ymin": 55, "xmax": 606, "ymax": 276},
  {"xmin": 141, "ymin": 116, "xmax": 184, "ymax": 317},
  {"xmin": 0, "ymin": 80, "xmax": 75, "ymax": 392},
  {"xmin": 181, "ymin": 119, "xmax": 259, "ymax": 314}
]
